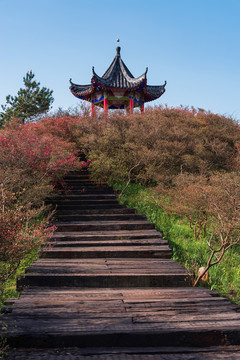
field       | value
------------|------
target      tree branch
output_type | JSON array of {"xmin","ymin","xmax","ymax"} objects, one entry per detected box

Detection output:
[{"xmin": 119, "ymin": 162, "xmax": 141, "ymax": 199}]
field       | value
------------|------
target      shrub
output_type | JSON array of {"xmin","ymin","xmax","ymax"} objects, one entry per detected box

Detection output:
[
  {"xmin": 0, "ymin": 119, "xmax": 80, "ymax": 305},
  {"xmin": 155, "ymin": 171, "xmax": 240, "ymax": 286},
  {"xmin": 0, "ymin": 207, "xmax": 56, "ymax": 301},
  {"xmin": 0, "ymin": 122, "xmax": 80, "ymax": 208},
  {"xmin": 88, "ymin": 107, "xmax": 240, "ymax": 185}
]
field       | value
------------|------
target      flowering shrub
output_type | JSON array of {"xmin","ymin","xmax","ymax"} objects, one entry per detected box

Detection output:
[
  {"xmin": 0, "ymin": 123, "xmax": 79, "ymax": 177},
  {"xmin": 0, "ymin": 207, "xmax": 56, "ymax": 299},
  {"xmin": 34, "ymin": 115, "xmax": 103, "ymax": 156},
  {"xmin": 0, "ymin": 122, "xmax": 81, "ymax": 208},
  {"xmin": 33, "ymin": 116, "xmax": 80, "ymax": 143},
  {"xmin": 81, "ymin": 159, "xmax": 92, "ymax": 170},
  {"xmin": 0, "ymin": 120, "xmax": 81, "ymax": 305}
]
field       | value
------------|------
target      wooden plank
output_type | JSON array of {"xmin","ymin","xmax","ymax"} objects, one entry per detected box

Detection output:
[
  {"xmin": 5, "ymin": 346, "xmax": 240, "ymax": 359},
  {"xmin": 4, "ymin": 173, "xmax": 240, "ymax": 353}
]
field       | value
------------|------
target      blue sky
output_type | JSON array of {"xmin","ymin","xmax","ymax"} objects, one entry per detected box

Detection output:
[{"xmin": 1, "ymin": 0, "xmax": 240, "ymax": 120}]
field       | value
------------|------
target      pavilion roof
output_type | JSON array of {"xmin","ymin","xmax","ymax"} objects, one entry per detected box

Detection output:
[
  {"xmin": 70, "ymin": 47, "xmax": 166, "ymax": 103},
  {"xmin": 144, "ymin": 83, "xmax": 167, "ymax": 102},
  {"xmin": 92, "ymin": 46, "xmax": 147, "ymax": 89}
]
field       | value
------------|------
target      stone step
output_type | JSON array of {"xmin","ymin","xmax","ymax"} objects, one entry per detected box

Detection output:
[
  {"xmin": 52, "ymin": 230, "xmax": 162, "ymax": 241},
  {"xmin": 17, "ymin": 258, "xmax": 191, "ymax": 289},
  {"xmin": 41, "ymin": 245, "xmax": 172, "ymax": 259},
  {"xmin": 53, "ymin": 220, "xmax": 155, "ymax": 232}
]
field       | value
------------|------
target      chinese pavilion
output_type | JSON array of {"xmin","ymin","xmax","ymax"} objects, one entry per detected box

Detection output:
[{"xmin": 69, "ymin": 46, "xmax": 166, "ymax": 116}]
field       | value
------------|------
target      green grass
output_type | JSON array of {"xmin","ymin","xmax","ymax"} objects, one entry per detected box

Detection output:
[
  {"xmin": 0, "ymin": 210, "xmax": 53, "ymax": 310},
  {"xmin": 0, "ymin": 249, "xmax": 40, "ymax": 310},
  {"xmin": 0, "ymin": 248, "xmax": 41, "ymax": 358},
  {"xmin": 112, "ymin": 180, "xmax": 240, "ymax": 305}
]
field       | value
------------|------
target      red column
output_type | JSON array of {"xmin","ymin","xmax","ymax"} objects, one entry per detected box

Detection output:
[
  {"xmin": 141, "ymin": 103, "xmax": 144, "ymax": 114},
  {"xmin": 104, "ymin": 97, "xmax": 108, "ymax": 116},
  {"xmin": 91, "ymin": 102, "xmax": 95, "ymax": 117},
  {"xmin": 129, "ymin": 97, "xmax": 133, "ymax": 114}
]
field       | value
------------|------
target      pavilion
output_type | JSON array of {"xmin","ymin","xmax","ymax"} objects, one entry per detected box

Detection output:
[{"xmin": 69, "ymin": 46, "xmax": 166, "ymax": 116}]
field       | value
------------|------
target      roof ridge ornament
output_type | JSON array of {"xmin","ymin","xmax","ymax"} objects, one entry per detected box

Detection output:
[{"xmin": 116, "ymin": 46, "xmax": 121, "ymax": 56}]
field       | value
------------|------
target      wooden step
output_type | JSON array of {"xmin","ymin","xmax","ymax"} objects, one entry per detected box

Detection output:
[
  {"xmin": 56, "ymin": 194, "xmax": 117, "ymax": 200},
  {"xmin": 4, "ymin": 288, "xmax": 240, "ymax": 349},
  {"xmin": 57, "ymin": 182, "xmax": 95, "ymax": 189},
  {"xmin": 64, "ymin": 172, "xmax": 90, "ymax": 177},
  {"xmin": 49, "ymin": 238, "xmax": 168, "ymax": 247},
  {"xmin": 41, "ymin": 245, "xmax": 172, "ymax": 259},
  {"xmin": 5, "ymin": 347, "xmax": 240, "ymax": 359},
  {"xmin": 6, "ymin": 173, "xmax": 239, "ymax": 355},
  {"xmin": 63, "ymin": 172, "xmax": 90, "ymax": 178},
  {"xmin": 17, "ymin": 259, "xmax": 191, "ymax": 289},
  {"xmin": 17, "ymin": 273, "xmax": 191, "ymax": 289},
  {"xmin": 57, "ymin": 199, "xmax": 120, "ymax": 206},
  {"xmin": 56, "ymin": 204, "xmax": 124, "ymax": 212},
  {"xmin": 63, "ymin": 179, "xmax": 94, "ymax": 184},
  {"xmin": 63, "ymin": 186, "xmax": 115, "ymax": 194},
  {"xmin": 53, "ymin": 220, "xmax": 155, "ymax": 232},
  {"xmin": 55, "ymin": 208, "xmax": 137, "ymax": 215},
  {"xmin": 52, "ymin": 230, "xmax": 163, "ymax": 241},
  {"xmin": 54, "ymin": 213, "xmax": 146, "ymax": 222}
]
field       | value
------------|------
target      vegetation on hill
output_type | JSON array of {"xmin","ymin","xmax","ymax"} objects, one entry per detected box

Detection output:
[
  {"xmin": 84, "ymin": 108, "xmax": 240, "ymax": 296},
  {"xmin": 112, "ymin": 181, "xmax": 240, "ymax": 304},
  {"xmin": 1, "ymin": 106, "xmax": 240, "ymax": 306}
]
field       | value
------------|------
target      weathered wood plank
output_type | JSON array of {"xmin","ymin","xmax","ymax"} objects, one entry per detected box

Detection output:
[
  {"xmin": 5, "ymin": 346, "xmax": 240, "ymax": 360},
  {"xmin": 3, "ymin": 171, "xmax": 240, "ymax": 353},
  {"xmin": 52, "ymin": 229, "xmax": 162, "ymax": 240}
]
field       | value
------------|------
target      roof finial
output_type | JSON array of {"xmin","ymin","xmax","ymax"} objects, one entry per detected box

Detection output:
[
  {"xmin": 116, "ymin": 38, "xmax": 120, "ymax": 43},
  {"xmin": 116, "ymin": 45, "xmax": 121, "ymax": 56}
]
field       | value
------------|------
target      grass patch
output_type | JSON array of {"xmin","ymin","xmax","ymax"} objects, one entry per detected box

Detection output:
[
  {"xmin": 112, "ymin": 180, "xmax": 240, "ymax": 305},
  {"xmin": 0, "ymin": 248, "xmax": 41, "ymax": 358},
  {"xmin": 0, "ymin": 248, "xmax": 40, "ymax": 310}
]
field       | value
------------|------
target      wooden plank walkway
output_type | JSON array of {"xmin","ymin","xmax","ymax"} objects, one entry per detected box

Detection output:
[{"xmin": 2, "ymin": 171, "xmax": 240, "ymax": 359}]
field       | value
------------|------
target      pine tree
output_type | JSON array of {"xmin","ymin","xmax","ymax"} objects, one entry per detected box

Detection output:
[{"xmin": 0, "ymin": 71, "xmax": 54, "ymax": 126}]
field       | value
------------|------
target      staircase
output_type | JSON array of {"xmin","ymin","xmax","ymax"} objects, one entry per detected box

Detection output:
[{"xmin": 2, "ymin": 171, "xmax": 240, "ymax": 359}]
